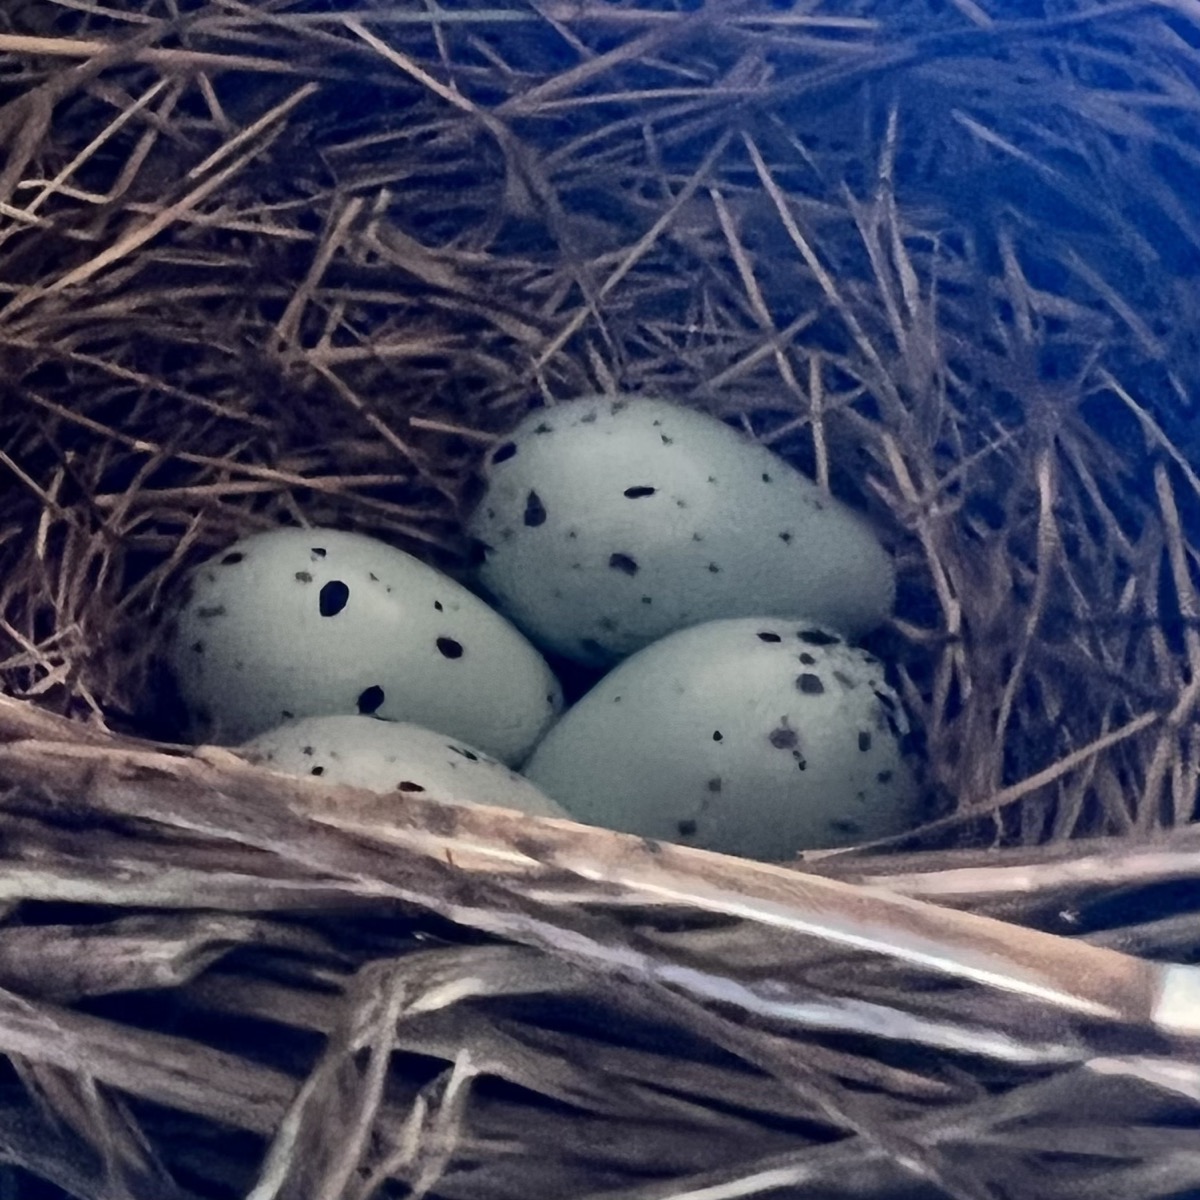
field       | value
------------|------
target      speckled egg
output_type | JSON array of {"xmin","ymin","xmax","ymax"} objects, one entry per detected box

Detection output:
[
  {"xmin": 166, "ymin": 527, "xmax": 562, "ymax": 763},
  {"xmin": 468, "ymin": 395, "xmax": 895, "ymax": 666},
  {"xmin": 523, "ymin": 617, "xmax": 921, "ymax": 861},
  {"xmin": 241, "ymin": 715, "xmax": 569, "ymax": 818}
]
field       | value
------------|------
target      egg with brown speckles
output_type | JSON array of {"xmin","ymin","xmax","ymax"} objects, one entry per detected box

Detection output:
[
  {"xmin": 241, "ymin": 715, "xmax": 569, "ymax": 818},
  {"xmin": 469, "ymin": 395, "xmax": 895, "ymax": 666},
  {"xmin": 522, "ymin": 617, "xmax": 921, "ymax": 860},
  {"xmin": 166, "ymin": 527, "xmax": 562, "ymax": 764}
]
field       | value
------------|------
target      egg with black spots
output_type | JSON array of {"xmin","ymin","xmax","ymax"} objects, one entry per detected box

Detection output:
[
  {"xmin": 469, "ymin": 396, "xmax": 895, "ymax": 666},
  {"xmin": 166, "ymin": 527, "xmax": 562, "ymax": 763},
  {"xmin": 523, "ymin": 617, "xmax": 921, "ymax": 861},
  {"xmin": 240, "ymin": 716, "xmax": 568, "ymax": 818}
]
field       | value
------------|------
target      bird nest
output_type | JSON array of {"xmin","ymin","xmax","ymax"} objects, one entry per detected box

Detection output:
[{"xmin": 1, "ymin": 2, "xmax": 1199, "ymax": 1197}]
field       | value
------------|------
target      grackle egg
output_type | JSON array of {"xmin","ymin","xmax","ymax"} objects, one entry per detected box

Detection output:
[
  {"xmin": 523, "ymin": 617, "xmax": 920, "ymax": 860},
  {"xmin": 166, "ymin": 527, "xmax": 562, "ymax": 764},
  {"xmin": 241, "ymin": 715, "xmax": 569, "ymax": 818},
  {"xmin": 468, "ymin": 395, "xmax": 895, "ymax": 666}
]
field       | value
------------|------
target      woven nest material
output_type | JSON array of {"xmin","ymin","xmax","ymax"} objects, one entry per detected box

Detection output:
[{"xmin": 1, "ymin": 1, "xmax": 1199, "ymax": 1197}]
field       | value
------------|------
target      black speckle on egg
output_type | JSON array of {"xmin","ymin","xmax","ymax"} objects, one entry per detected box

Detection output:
[
  {"xmin": 295, "ymin": 571, "xmax": 313, "ymax": 583},
  {"xmin": 319, "ymin": 581, "xmax": 350, "ymax": 617},
  {"xmin": 779, "ymin": 531, "xmax": 793, "ymax": 544},
  {"xmin": 677, "ymin": 819, "xmax": 698, "ymax": 837},
  {"xmin": 311, "ymin": 547, "xmax": 327, "ymax": 559},
  {"xmin": 302, "ymin": 745, "xmax": 314, "ymax": 756},
  {"xmin": 798, "ymin": 628, "xmax": 839, "ymax": 646},
  {"xmin": 492, "ymin": 441, "xmax": 518, "ymax": 464},
  {"xmin": 707, "ymin": 475, "xmax": 717, "ymax": 484},
  {"xmin": 761, "ymin": 472, "xmax": 772, "ymax": 483},
  {"xmin": 434, "ymin": 600, "xmax": 444, "ymax": 612},
  {"xmin": 858, "ymin": 731, "xmax": 872, "ymax": 752},
  {"xmin": 190, "ymin": 641, "xmax": 204, "ymax": 654},
  {"xmin": 660, "ymin": 434, "xmax": 674, "ymax": 445},
  {"xmin": 797, "ymin": 673, "xmax": 825, "ymax": 695},
  {"xmin": 877, "ymin": 770, "xmax": 894, "ymax": 784},
  {"xmin": 220, "ymin": 552, "xmax": 244, "ymax": 565},
  {"xmin": 707, "ymin": 562, "xmax": 721, "ymax": 574},
  {"xmin": 798, "ymin": 652, "xmax": 817, "ymax": 665},
  {"xmin": 437, "ymin": 637, "xmax": 464, "ymax": 659},
  {"xmin": 580, "ymin": 410, "xmax": 598, "ymax": 424},
  {"xmin": 310, "ymin": 766, "xmax": 325, "ymax": 776},
  {"xmin": 609, "ymin": 552, "xmax": 639, "ymax": 576},
  {"xmin": 768, "ymin": 726, "xmax": 798, "ymax": 750},
  {"xmin": 196, "ymin": 605, "xmax": 226, "ymax": 619},
  {"xmin": 448, "ymin": 744, "xmax": 479, "ymax": 762},
  {"xmin": 691, "ymin": 532, "xmax": 703, "ymax": 542},
  {"xmin": 281, "ymin": 710, "xmax": 295, "ymax": 719},
  {"xmin": 534, "ymin": 421, "xmax": 553, "ymax": 434},
  {"xmin": 873, "ymin": 690, "xmax": 898, "ymax": 712},
  {"xmin": 793, "ymin": 750, "xmax": 808, "ymax": 770},
  {"xmin": 712, "ymin": 730, "xmax": 723, "ymax": 742},
  {"xmin": 357, "ymin": 685, "xmax": 385, "ymax": 714},
  {"xmin": 757, "ymin": 631, "xmax": 782, "ymax": 643},
  {"xmin": 523, "ymin": 491, "xmax": 548, "ymax": 527},
  {"xmin": 706, "ymin": 777, "xmax": 722, "ymax": 793},
  {"xmin": 834, "ymin": 670, "xmax": 857, "ymax": 689},
  {"xmin": 641, "ymin": 595, "xmax": 653, "ymax": 605},
  {"xmin": 624, "ymin": 486, "xmax": 657, "ymax": 498},
  {"xmin": 398, "ymin": 781, "xmax": 426, "ymax": 792},
  {"xmin": 369, "ymin": 572, "xmax": 379, "ymax": 582}
]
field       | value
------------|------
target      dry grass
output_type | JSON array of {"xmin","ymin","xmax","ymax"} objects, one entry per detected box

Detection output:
[
  {"xmin": 0, "ymin": 695, "xmax": 1197, "ymax": 1200},
  {"xmin": 1, "ymin": 1, "xmax": 1199, "ymax": 1197}
]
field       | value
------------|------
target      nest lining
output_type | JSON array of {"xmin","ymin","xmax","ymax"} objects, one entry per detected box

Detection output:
[{"xmin": 0, "ymin": 1, "xmax": 1199, "ymax": 1197}]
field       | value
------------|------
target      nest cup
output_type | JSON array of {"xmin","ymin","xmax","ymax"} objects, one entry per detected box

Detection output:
[{"xmin": 1, "ymin": 3, "xmax": 1199, "ymax": 1198}]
